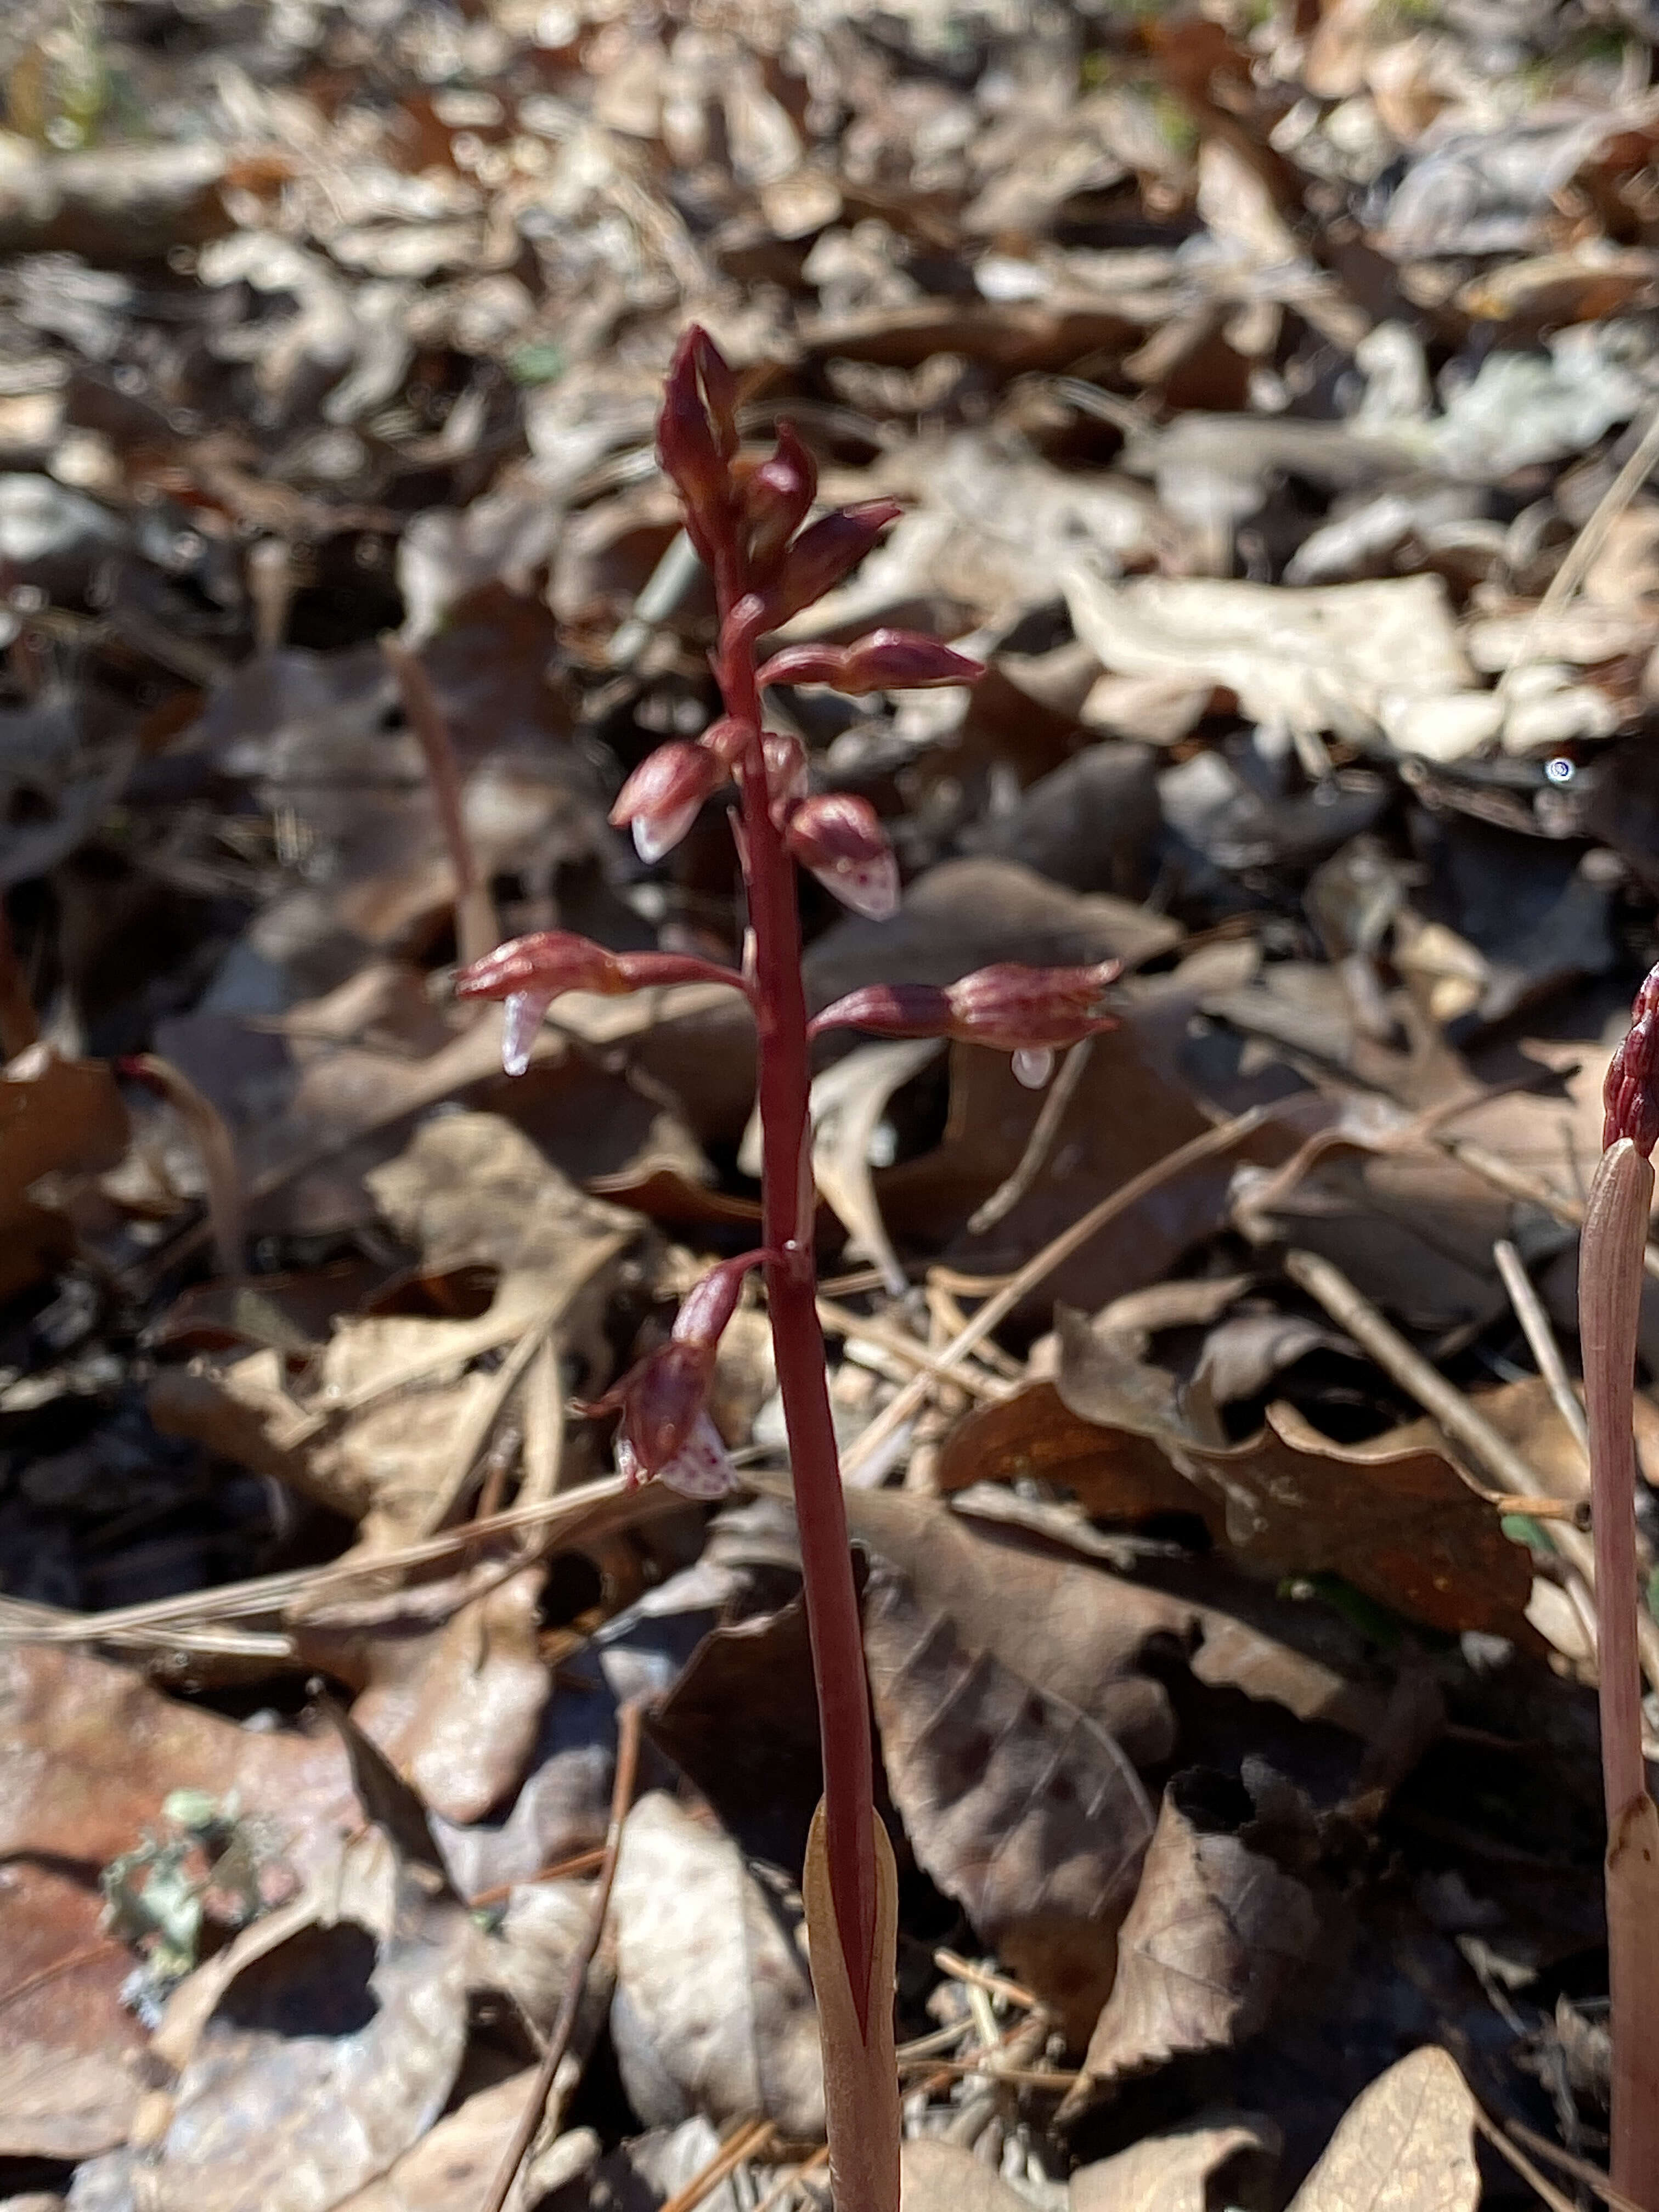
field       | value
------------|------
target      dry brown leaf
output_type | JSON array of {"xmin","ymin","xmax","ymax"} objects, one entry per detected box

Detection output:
[
  {"xmin": 1054, "ymin": 1315, "xmax": 1534, "ymax": 1637},
  {"xmin": 1068, "ymin": 2112, "xmax": 1280, "ymax": 2212},
  {"xmin": 0, "ymin": 1862, "xmax": 143, "ymax": 2160},
  {"xmin": 608, "ymin": 1792, "xmax": 824, "ymax": 2138},
  {"xmin": 332, "ymin": 2073, "xmax": 599, "ymax": 2212},
  {"xmin": 901, "ymin": 2140, "xmax": 1035, "ymax": 2212},
  {"xmin": 152, "ymin": 1114, "xmax": 639, "ymax": 1551},
  {"xmin": 1077, "ymin": 1771, "xmax": 1320, "ymax": 2089},
  {"xmin": 843, "ymin": 1485, "xmax": 1193, "ymax": 1763},
  {"xmin": 934, "ymin": 1380, "xmax": 1220, "ymax": 1533},
  {"xmin": 1285, "ymin": 2046, "xmax": 1480, "ymax": 2212},
  {"xmin": 864, "ymin": 1560, "xmax": 1154, "ymax": 2045},
  {"xmin": 0, "ymin": 1042, "xmax": 128, "ymax": 1299},
  {"xmin": 145, "ymin": 1829, "xmax": 471, "ymax": 2212},
  {"xmin": 336, "ymin": 1568, "xmax": 549, "ymax": 1826},
  {"xmin": 0, "ymin": 1646, "xmax": 353, "ymax": 1883}
]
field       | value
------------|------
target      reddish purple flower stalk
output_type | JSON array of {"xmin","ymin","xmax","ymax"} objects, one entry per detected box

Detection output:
[
  {"xmin": 1583, "ymin": 960, "xmax": 1659, "ymax": 2211},
  {"xmin": 455, "ymin": 325, "xmax": 1122, "ymax": 2208}
]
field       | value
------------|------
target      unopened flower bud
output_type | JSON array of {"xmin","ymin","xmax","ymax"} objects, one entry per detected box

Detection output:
[
  {"xmin": 756, "ymin": 629, "xmax": 984, "ymax": 698},
  {"xmin": 1605, "ymin": 958, "xmax": 1659, "ymax": 1156},
  {"xmin": 611, "ymin": 741, "xmax": 725, "ymax": 864},
  {"xmin": 761, "ymin": 501, "xmax": 902, "ymax": 626},
  {"xmin": 837, "ymin": 628, "xmax": 984, "ymax": 693},
  {"xmin": 785, "ymin": 794, "xmax": 899, "ymax": 921},
  {"xmin": 657, "ymin": 326, "xmax": 737, "ymax": 564},
  {"xmin": 810, "ymin": 960, "xmax": 1120, "ymax": 1085},
  {"xmin": 744, "ymin": 421, "xmax": 817, "ymax": 571}
]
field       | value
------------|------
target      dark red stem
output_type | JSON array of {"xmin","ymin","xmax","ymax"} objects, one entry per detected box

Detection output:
[{"xmin": 715, "ymin": 552, "xmax": 878, "ymax": 2028}]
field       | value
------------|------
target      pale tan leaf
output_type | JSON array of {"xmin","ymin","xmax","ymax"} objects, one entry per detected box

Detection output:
[
  {"xmin": 1069, "ymin": 2112, "xmax": 1280, "ymax": 2212},
  {"xmin": 1080, "ymin": 1772, "xmax": 1319, "ymax": 2086},
  {"xmin": 1286, "ymin": 2046, "xmax": 1480, "ymax": 2212}
]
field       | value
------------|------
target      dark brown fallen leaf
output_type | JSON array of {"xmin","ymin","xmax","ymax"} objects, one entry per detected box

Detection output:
[
  {"xmin": 1054, "ymin": 1311, "xmax": 1535, "ymax": 1638},
  {"xmin": 607, "ymin": 1792, "xmax": 823, "ymax": 2138},
  {"xmin": 1068, "ymin": 2111, "xmax": 1280, "ymax": 2212},
  {"xmin": 843, "ymin": 1483, "xmax": 1194, "ymax": 1765},
  {"xmin": 646, "ymin": 1585, "xmax": 827, "ymax": 1873},
  {"xmin": 864, "ymin": 1559, "xmax": 1154, "ymax": 2046},
  {"xmin": 0, "ymin": 1043, "xmax": 128, "ymax": 1300},
  {"xmin": 1284, "ymin": 2045, "xmax": 1480, "ymax": 2212},
  {"xmin": 933, "ymin": 1379, "xmax": 1220, "ymax": 1534},
  {"xmin": 1074, "ymin": 1770, "xmax": 1321, "ymax": 2094}
]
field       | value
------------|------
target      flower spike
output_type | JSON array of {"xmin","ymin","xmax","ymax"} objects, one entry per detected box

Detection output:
[{"xmin": 1604, "ymin": 960, "xmax": 1659, "ymax": 1156}]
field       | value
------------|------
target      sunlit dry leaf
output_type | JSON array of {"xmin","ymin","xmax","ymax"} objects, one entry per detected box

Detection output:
[
  {"xmin": 0, "ymin": 1863, "xmax": 143, "ymax": 2159},
  {"xmin": 146, "ymin": 1831, "xmax": 470, "ymax": 2212},
  {"xmin": 1285, "ymin": 2046, "xmax": 1480, "ymax": 2212},
  {"xmin": 608, "ymin": 1792, "xmax": 824, "ymax": 2137},
  {"xmin": 864, "ymin": 1561, "xmax": 1153, "ymax": 2045},
  {"xmin": 333, "ymin": 2074, "xmax": 599, "ymax": 2212},
  {"xmin": 1069, "ymin": 2112, "xmax": 1280, "ymax": 2212},
  {"xmin": 1076, "ymin": 1771, "xmax": 1320, "ymax": 2090},
  {"xmin": 334, "ymin": 1568, "xmax": 549, "ymax": 1826},
  {"xmin": 901, "ymin": 2140, "xmax": 1034, "ymax": 2212},
  {"xmin": 0, "ymin": 1646, "xmax": 352, "ymax": 1884}
]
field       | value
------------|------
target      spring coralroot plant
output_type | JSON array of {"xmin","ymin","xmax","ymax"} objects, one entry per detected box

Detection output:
[
  {"xmin": 1581, "ymin": 958, "xmax": 1659, "ymax": 2212},
  {"xmin": 455, "ymin": 326, "xmax": 1120, "ymax": 2210}
]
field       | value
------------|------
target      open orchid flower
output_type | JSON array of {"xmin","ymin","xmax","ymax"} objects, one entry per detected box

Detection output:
[
  {"xmin": 582, "ymin": 1254, "xmax": 759, "ymax": 1500},
  {"xmin": 454, "ymin": 928, "xmax": 751, "ymax": 1076},
  {"xmin": 784, "ymin": 794, "xmax": 899, "ymax": 920},
  {"xmin": 610, "ymin": 740, "xmax": 726, "ymax": 864}
]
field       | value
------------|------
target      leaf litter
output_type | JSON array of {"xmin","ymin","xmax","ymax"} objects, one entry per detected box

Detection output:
[{"xmin": 10, "ymin": 0, "xmax": 1659, "ymax": 2204}]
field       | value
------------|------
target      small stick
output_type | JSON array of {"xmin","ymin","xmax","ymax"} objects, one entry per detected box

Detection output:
[
  {"xmin": 1471, "ymin": 2109, "xmax": 1587, "ymax": 2212},
  {"xmin": 1505, "ymin": 2118, "xmax": 1652, "ymax": 2212},
  {"xmin": 967, "ymin": 1035, "xmax": 1096, "ymax": 1235},
  {"xmin": 480, "ymin": 1701, "xmax": 643, "ymax": 2212},
  {"xmin": 122, "ymin": 1052, "xmax": 244, "ymax": 1278},
  {"xmin": 932, "ymin": 1950, "xmax": 1038, "ymax": 2010},
  {"xmin": 1494, "ymin": 1237, "xmax": 1591, "ymax": 1458},
  {"xmin": 468, "ymin": 1844, "xmax": 606, "ymax": 1911},
  {"xmin": 382, "ymin": 636, "xmax": 499, "ymax": 969},
  {"xmin": 748, "ymin": 2144, "xmax": 830, "ymax": 2212},
  {"xmin": 839, "ymin": 1110, "xmax": 1265, "ymax": 1482},
  {"xmin": 1438, "ymin": 1132, "xmax": 1659, "ymax": 1286}
]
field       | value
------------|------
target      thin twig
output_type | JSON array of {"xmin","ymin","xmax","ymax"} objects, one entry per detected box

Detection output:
[
  {"xmin": 1494, "ymin": 1238, "xmax": 1591, "ymax": 1458},
  {"xmin": 815, "ymin": 1301, "xmax": 1007, "ymax": 1402},
  {"xmin": 480, "ymin": 1701, "xmax": 643, "ymax": 2212},
  {"xmin": 967, "ymin": 1035, "xmax": 1096, "ymax": 1235},
  {"xmin": 1496, "ymin": 399, "xmax": 1659, "ymax": 713},
  {"xmin": 382, "ymin": 635, "xmax": 498, "ymax": 969},
  {"xmin": 932, "ymin": 1950, "xmax": 1038, "ymax": 2010},
  {"xmin": 748, "ymin": 2144, "xmax": 830, "ymax": 2212},
  {"xmin": 124, "ymin": 1052, "xmax": 244, "ymax": 1278},
  {"xmin": 0, "ymin": 1470, "xmax": 680, "ymax": 1646},
  {"xmin": 1472, "ymin": 2108, "xmax": 1588, "ymax": 2212},
  {"xmin": 839, "ymin": 1111, "xmax": 1265, "ymax": 1483},
  {"xmin": 1506, "ymin": 2118, "xmax": 1653, "ymax": 2212},
  {"xmin": 1438, "ymin": 1132, "xmax": 1659, "ymax": 1286},
  {"xmin": 468, "ymin": 1844, "xmax": 606, "ymax": 1911}
]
